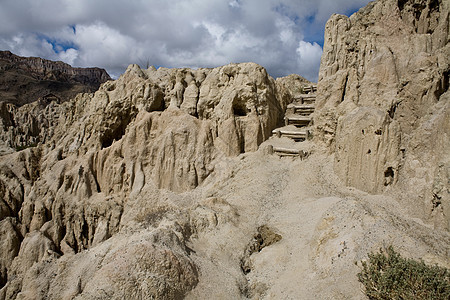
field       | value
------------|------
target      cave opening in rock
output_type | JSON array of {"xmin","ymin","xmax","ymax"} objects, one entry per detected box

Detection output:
[
  {"xmin": 239, "ymin": 135, "xmax": 245, "ymax": 154},
  {"xmin": 233, "ymin": 106, "xmax": 247, "ymax": 117},
  {"xmin": 81, "ymin": 220, "xmax": 89, "ymax": 248},
  {"xmin": 384, "ymin": 167, "xmax": 395, "ymax": 186},
  {"xmin": 429, "ymin": 0, "xmax": 440, "ymax": 12},
  {"xmin": 0, "ymin": 273, "xmax": 6, "ymax": 290},
  {"xmin": 100, "ymin": 115, "xmax": 133, "ymax": 149},
  {"xmin": 444, "ymin": 70, "xmax": 449, "ymax": 93},
  {"xmin": 398, "ymin": 0, "xmax": 408, "ymax": 12}
]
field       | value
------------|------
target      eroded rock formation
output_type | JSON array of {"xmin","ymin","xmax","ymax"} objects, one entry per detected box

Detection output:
[
  {"xmin": 0, "ymin": 62, "xmax": 312, "ymax": 298},
  {"xmin": 314, "ymin": 0, "xmax": 449, "ymax": 229},
  {"xmin": 0, "ymin": 51, "xmax": 111, "ymax": 154}
]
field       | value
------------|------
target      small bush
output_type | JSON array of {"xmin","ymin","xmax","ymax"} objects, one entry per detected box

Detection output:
[{"xmin": 357, "ymin": 246, "xmax": 449, "ymax": 300}]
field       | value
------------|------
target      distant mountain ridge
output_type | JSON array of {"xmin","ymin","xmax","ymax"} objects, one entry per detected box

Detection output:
[{"xmin": 0, "ymin": 50, "xmax": 111, "ymax": 106}]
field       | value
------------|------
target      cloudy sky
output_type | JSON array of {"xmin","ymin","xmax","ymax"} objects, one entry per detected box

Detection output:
[{"xmin": 0, "ymin": 0, "xmax": 371, "ymax": 81}]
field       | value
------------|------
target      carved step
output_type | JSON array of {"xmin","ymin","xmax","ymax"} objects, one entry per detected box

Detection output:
[
  {"xmin": 272, "ymin": 128, "xmax": 309, "ymax": 141},
  {"xmin": 302, "ymin": 85, "xmax": 317, "ymax": 94},
  {"xmin": 285, "ymin": 115, "xmax": 312, "ymax": 127},
  {"xmin": 272, "ymin": 146, "xmax": 307, "ymax": 158},
  {"xmin": 294, "ymin": 93, "xmax": 316, "ymax": 99},
  {"xmin": 293, "ymin": 95, "xmax": 316, "ymax": 105},
  {"xmin": 290, "ymin": 103, "xmax": 315, "ymax": 109},
  {"xmin": 286, "ymin": 103, "xmax": 315, "ymax": 116},
  {"xmin": 295, "ymin": 107, "xmax": 315, "ymax": 116}
]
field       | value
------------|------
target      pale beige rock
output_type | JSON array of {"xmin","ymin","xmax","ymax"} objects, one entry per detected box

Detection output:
[
  {"xmin": 183, "ymin": 148, "xmax": 449, "ymax": 299},
  {"xmin": 313, "ymin": 0, "xmax": 450, "ymax": 228},
  {"xmin": 9, "ymin": 232, "xmax": 56, "ymax": 276},
  {"xmin": 0, "ymin": 62, "xmax": 309, "ymax": 298},
  {"xmin": 275, "ymin": 74, "xmax": 311, "ymax": 111},
  {"xmin": 0, "ymin": 218, "xmax": 21, "ymax": 287},
  {"xmin": 0, "ymin": 101, "xmax": 62, "ymax": 152},
  {"xmin": 180, "ymin": 80, "xmax": 199, "ymax": 116},
  {"xmin": 3, "ymin": 226, "xmax": 197, "ymax": 300}
]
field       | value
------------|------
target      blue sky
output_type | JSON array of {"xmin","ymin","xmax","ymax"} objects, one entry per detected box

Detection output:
[{"xmin": 0, "ymin": 0, "xmax": 371, "ymax": 81}]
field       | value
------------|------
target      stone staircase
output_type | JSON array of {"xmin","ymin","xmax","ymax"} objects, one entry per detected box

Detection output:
[{"xmin": 269, "ymin": 85, "xmax": 317, "ymax": 157}]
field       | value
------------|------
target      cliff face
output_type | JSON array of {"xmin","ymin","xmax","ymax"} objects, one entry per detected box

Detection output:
[
  {"xmin": 314, "ymin": 0, "xmax": 449, "ymax": 229},
  {"xmin": 0, "ymin": 51, "xmax": 111, "ymax": 106}
]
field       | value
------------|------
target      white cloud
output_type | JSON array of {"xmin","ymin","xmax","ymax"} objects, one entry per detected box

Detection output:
[
  {"xmin": 74, "ymin": 22, "xmax": 141, "ymax": 69},
  {"xmin": 58, "ymin": 48, "xmax": 78, "ymax": 66},
  {"xmin": 229, "ymin": 0, "xmax": 241, "ymax": 9},
  {"xmin": 0, "ymin": 0, "xmax": 371, "ymax": 81},
  {"xmin": 296, "ymin": 41, "xmax": 323, "ymax": 81}
]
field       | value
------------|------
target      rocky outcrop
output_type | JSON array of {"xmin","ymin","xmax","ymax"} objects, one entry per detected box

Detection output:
[
  {"xmin": 0, "ymin": 51, "xmax": 110, "ymax": 107},
  {"xmin": 1, "ymin": 62, "xmax": 307, "ymax": 156},
  {"xmin": 0, "ymin": 62, "xmax": 310, "ymax": 298},
  {"xmin": 2, "ymin": 225, "xmax": 198, "ymax": 300},
  {"xmin": 44, "ymin": 62, "xmax": 294, "ymax": 192},
  {"xmin": 0, "ymin": 101, "xmax": 62, "ymax": 155},
  {"xmin": 0, "ymin": 51, "xmax": 111, "ymax": 153},
  {"xmin": 313, "ymin": 0, "xmax": 449, "ymax": 229}
]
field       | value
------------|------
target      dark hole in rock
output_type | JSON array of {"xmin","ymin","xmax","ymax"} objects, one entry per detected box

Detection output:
[
  {"xmin": 388, "ymin": 102, "xmax": 399, "ymax": 119},
  {"xmin": 429, "ymin": 0, "xmax": 439, "ymax": 11},
  {"xmin": 0, "ymin": 272, "xmax": 7, "ymax": 290},
  {"xmin": 242, "ymin": 265, "xmax": 251, "ymax": 275},
  {"xmin": 414, "ymin": 9, "xmax": 422, "ymax": 21},
  {"xmin": 432, "ymin": 193, "xmax": 442, "ymax": 209},
  {"xmin": 341, "ymin": 75, "xmax": 348, "ymax": 102},
  {"xmin": 375, "ymin": 129, "xmax": 382, "ymax": 135},
  {"xmin": 367, "ymin": 149, "xmax": 371, "ymax": 154},
  {"xmin": 398, "ymin": 0, "xmax": 407, "ymax": 11},
  {"xmin": 233, "ymin": 106, "xmax": 247, "ymax": 117},
  {"xmin": 100, "ymin": 115, "xmax": 133, "ymax": 149},
  {"xmin": 106, "ymin": 83, "xmax": 116, "ymax": 91},
  {"xmin": 434, "ymin": 70, "xmax": 449, "ymax": 100},
  {"xmin": 44, "ymin": 206, "xmax": 52, "ymax": 222},
  {"xmin": 384, "ymin": 167, "xmax": 394, "ymax": 186},
  {"xmin": 56, "ymin": 148, "xmax": 63, "ymax": 161},
  {"xmin": 81, "ymin": 220, "xmax": 89, "ymax": 246}
]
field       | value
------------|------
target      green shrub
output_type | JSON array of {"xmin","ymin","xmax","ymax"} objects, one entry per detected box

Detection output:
[{"xmin": 357, "ymin": 246, "xmax": 449, "ymax": 300}]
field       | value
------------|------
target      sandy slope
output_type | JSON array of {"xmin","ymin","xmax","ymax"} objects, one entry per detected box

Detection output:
[
  {"xmin": 1, "ymin": 126, "xmax": 447, "ymax": 299},
  {"xmin": 184, "ymin": 137, "xmax": 450, "ymax": 299}
]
